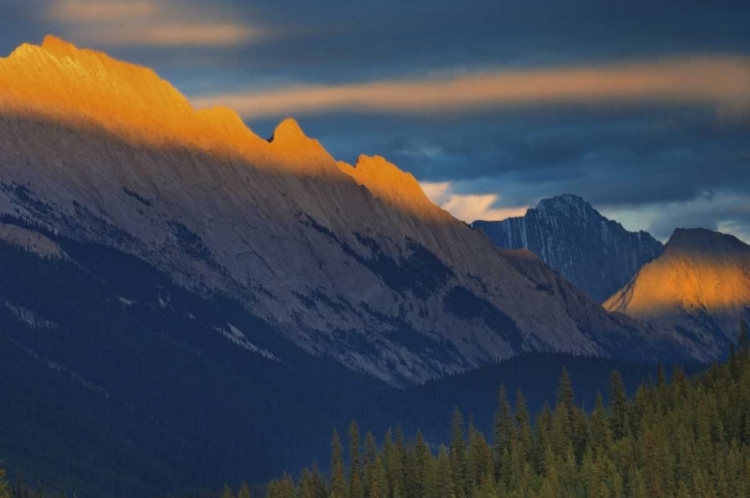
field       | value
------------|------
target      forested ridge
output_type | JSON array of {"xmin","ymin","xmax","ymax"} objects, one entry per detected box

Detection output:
[
  {"xmin": 2, "ymin": 321, "xmax": 749, "ymax": 497},
  {"xmin": 257, "ymin": 320, "xmax": 750, "ymax": 498}
]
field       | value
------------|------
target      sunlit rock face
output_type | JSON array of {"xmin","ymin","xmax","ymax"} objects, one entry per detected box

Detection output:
[
  {"xmin": 606, "ymin": 228, "xmax": 750, "ymax": 357},
  {"xmin": 474, "ymin": 194, "xmax": 664, "ymax": 302},
  {"xmin": 0, "ymin": 38, "xmax": 708, "ymax": 385}
]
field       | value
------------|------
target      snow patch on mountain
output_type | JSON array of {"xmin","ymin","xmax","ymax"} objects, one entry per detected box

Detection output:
[{"xmin": 216, "ymin": 323, "xmax": 280, "ymax": 361}]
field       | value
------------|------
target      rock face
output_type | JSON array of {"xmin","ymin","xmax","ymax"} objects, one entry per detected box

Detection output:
[
  {"xmin": 605, "ymin": 228, "xmax": 750, "ymax": 359},
  {"xmin": 0, "ymin": 37, "xmax": 699, "ymax": 387},
  {"xmin": 473, "ymin": 194, "xmax": 664, "ymax": 302}
]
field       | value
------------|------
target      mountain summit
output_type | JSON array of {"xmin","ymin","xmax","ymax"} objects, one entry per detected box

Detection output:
[
  {"xmin": 473, "ymin": 194, "xmax": 664, "ymax": 302},
  {"xmin": 605, "ymin": 228, "xmax": 750, "ymax": 356}
]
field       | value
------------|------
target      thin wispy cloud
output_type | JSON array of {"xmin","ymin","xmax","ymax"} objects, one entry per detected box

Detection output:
[
  {"xmin": 46, "ymin": 0, "xmax": 265, "ymax": 48},
  {"xmin": 192, "ymin": 56, "xmax": 750, "ymax": 118},
  {"xmin": 420, "ymin": 182, "xmax": 529, "ymax": 223}
]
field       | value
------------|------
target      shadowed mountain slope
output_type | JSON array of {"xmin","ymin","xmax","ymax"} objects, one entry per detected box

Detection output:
[{"xmin": 473, "ymin": 194, "xmax": 664, "ymax": 302}]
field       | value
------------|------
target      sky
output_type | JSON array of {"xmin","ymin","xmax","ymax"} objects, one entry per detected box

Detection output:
[{"xmin": 1, "ymin": 0, "xmax": 749, "ymax": 242}]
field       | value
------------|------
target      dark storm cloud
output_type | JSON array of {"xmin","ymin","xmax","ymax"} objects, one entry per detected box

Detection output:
[
  {"xmin": 277, "ymin": 106, "xmax": 750, "ymax": 242},
  {"xmin": 646, "ymin": 199, "xmax": 750, "ymax": 240},
  {"xmin": 223, "ymin": 0, "xmax": 750, "ymax": 82},
  {"xmin": 278, "ymin": 108, "xmax": 749, "ymax": 207}
]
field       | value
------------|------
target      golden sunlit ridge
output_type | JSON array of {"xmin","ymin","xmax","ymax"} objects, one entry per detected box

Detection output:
[{"xmin": 0, "ymin": 36, "xmax": 449, "ymax": 220}]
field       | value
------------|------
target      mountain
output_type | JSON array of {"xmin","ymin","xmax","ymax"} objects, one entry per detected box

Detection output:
[
  {"xmin": 0, "ymin": 36, "xmax": 722, "ymax": 495},
  {"xmin": 473, "ymin": 194, "xmax": 664, "ymax": 302},
  {"xmin": 605, "ymin": 228, "xmax": 750, "ymax": 358},
  {"xmin": 0, "ymin": 36, "xmax": 692, "ymax": 388}
]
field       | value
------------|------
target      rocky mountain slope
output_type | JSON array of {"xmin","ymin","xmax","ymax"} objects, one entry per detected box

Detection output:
[
  {"xmin": 0, "ymin": 37, "xmax": 699, "ymax": 388},
  {"xmin": 605, "ymin": 228, "xmax": 750, "ymax": 358},
  {"xmin": 0, "ymin": 229, "xmax": 392, "ymax": 496},
  {"xmin": 473, "ymin": 194, "xmax": 664, "ymax": 302}
]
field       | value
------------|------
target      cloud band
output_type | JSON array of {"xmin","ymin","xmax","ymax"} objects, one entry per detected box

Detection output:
[{"xmin": 192, "ymin": 56, "xmax": 750, "ymax": 118}]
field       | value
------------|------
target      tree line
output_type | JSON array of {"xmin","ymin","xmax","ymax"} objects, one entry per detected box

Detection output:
[{"xmin": 257, "ymin": 319, "xmax": 750, "ymax": 498}]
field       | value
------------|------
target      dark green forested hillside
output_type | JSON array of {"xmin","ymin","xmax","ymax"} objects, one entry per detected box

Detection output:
[
  {"xmin": 254, "ymin": 321, "xmax": 750, "ymax": 498},
  {"xmin": 363, "ymin": 354, "xmax": 706, "ymax": 449}
]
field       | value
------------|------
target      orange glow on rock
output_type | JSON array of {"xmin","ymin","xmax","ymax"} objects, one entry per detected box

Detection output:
[
  {"xmin": 605, "ymin": 229, "xmax": 750, "ymax": 337},
  {"xmin": 0, "ymin": 36, "xmax": 458, "ymax": 221},
  {"xmin": 0, "ymin": 36, "xmax": 339, "ymax": 177}
]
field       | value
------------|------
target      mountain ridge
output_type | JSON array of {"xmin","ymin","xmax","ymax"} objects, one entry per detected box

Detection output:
[
  {"xmin": 605, "ymin": 228, "xmax": 750, "ymax": 356},
  {"xmin": 0, "ymin": 37, "xmax": 708, "ymax": 386}
]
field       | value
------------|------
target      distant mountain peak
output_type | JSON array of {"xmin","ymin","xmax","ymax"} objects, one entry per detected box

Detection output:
[
  {"xmin": 605, "ymin": 227, "xmax": 750, "ymax": 353},
  {"xmin": 665, "ymin": 227, "xmax": 749, "ymax": 256},
  {"xmin": 537, "ymin": 193, "xmax": 588, "ymax": 207},
  {"xmin": 474, "ymin": 194, "xmax": 664, "ymax": 302},
  {"xmin": 535, "ymin": 194, "xmax": 598, "ymax": 219}
]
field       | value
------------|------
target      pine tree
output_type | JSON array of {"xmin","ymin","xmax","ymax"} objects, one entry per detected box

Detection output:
[
  {"xmin": 534, "ymin": 403, "xmax": 552, "ymax": 473},
  {"xmin": 394, "ymin": 426, "xmax": 407, "ymax": 494},
  {"xmin": 222, "ymin": 484, "xmax": 235, "ymax": 498},
  {"xmin": 738, "ymin": 319, "xmax": 750, "ymax": 352},
  {"xmin": 609, "ymin": 371, "xmax": 628, "ymax": 440},
  {"xmin": 589, "ymin": 392, "xmax": 612, "ymax": 453},
  {"xmin": 311, "ymin": 463, "xmax": 328, "ymax": 498},
  {"xmin": 436, "ymin": 446, "xmax": 455, "ymax": 498},
  {"xmin": 278, "ymin": 472, "xmax": 296, "ymax": 498},
  {"xmin": 671, "ymin": 366, "xmax": 688, "ymax": 392},
  {"xmin": 238, "ymin": 481, "xmax": 251, "ymax": 498},
  {"xmin": 466, "ymin": 422, "xmax": 491, "ymax": 490},
  {"xmin": 449, "ymin": 407, "xmax": 467, "ymax": 498},
  {"xmin": 349, "ymin": 420, "xmax": 363, "ymax": 498},
  {"xmin": 641, "ymin": 424, "xmax": 674, "ymax": 497},
  {"xmin": 362, "ymin": 454, "xmax": 387, "ymax": 498},
  {"xmin": 0, "ymin": 465, "xmax": 8, "ymax": 498},
  {"xmin": 350, "ymin": 472, "xmax": 363, "ymax": 498},
  {"xmin": 556, "ymin": 367, "xmax": 574, "ymax": 417},
  {"xmin": 570, "ymin": 405, "xmax": 588, "ymax": 461},
  {"xmin": 657, "ymin": 364, "xmax": 666, "ymax": 389},
  {"xmin": 476, "ymin": 472, "xmax": 496, "ymax": 498},
  {"xmin": 629, "ymin": 467, "xmax": 648, "ymax": 498},
  {"xmin": 363, "ymin": 431, "xmax": 377, "ymax": 468},
  {"xmin": 412, "ymin": 431, "xmax": 430, "ymax": 497},
  {"xmin": 299, "ymin": 469, "xmax": 316, "ymax": 498},
  {"xmin": 383, "ymin": 430, "xmax": 401, "ymax": 498},
  {"xmin": 538, "ymin": 449, "xmax": 561, "ymax": 498},
  {"xmin": 492, "ymin": 384, "xmax": 514, "ymax": 478},
  {"xmin": 514, "ymin": 390, "xmax": 534, "ymax": 465},
  {"xmin": 423, "ymin": 452, "xmax": 439, "ymax": 498},
  {"xmin": 330, "ymin": 430, "xmax": 348, "ymax": 498}
]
